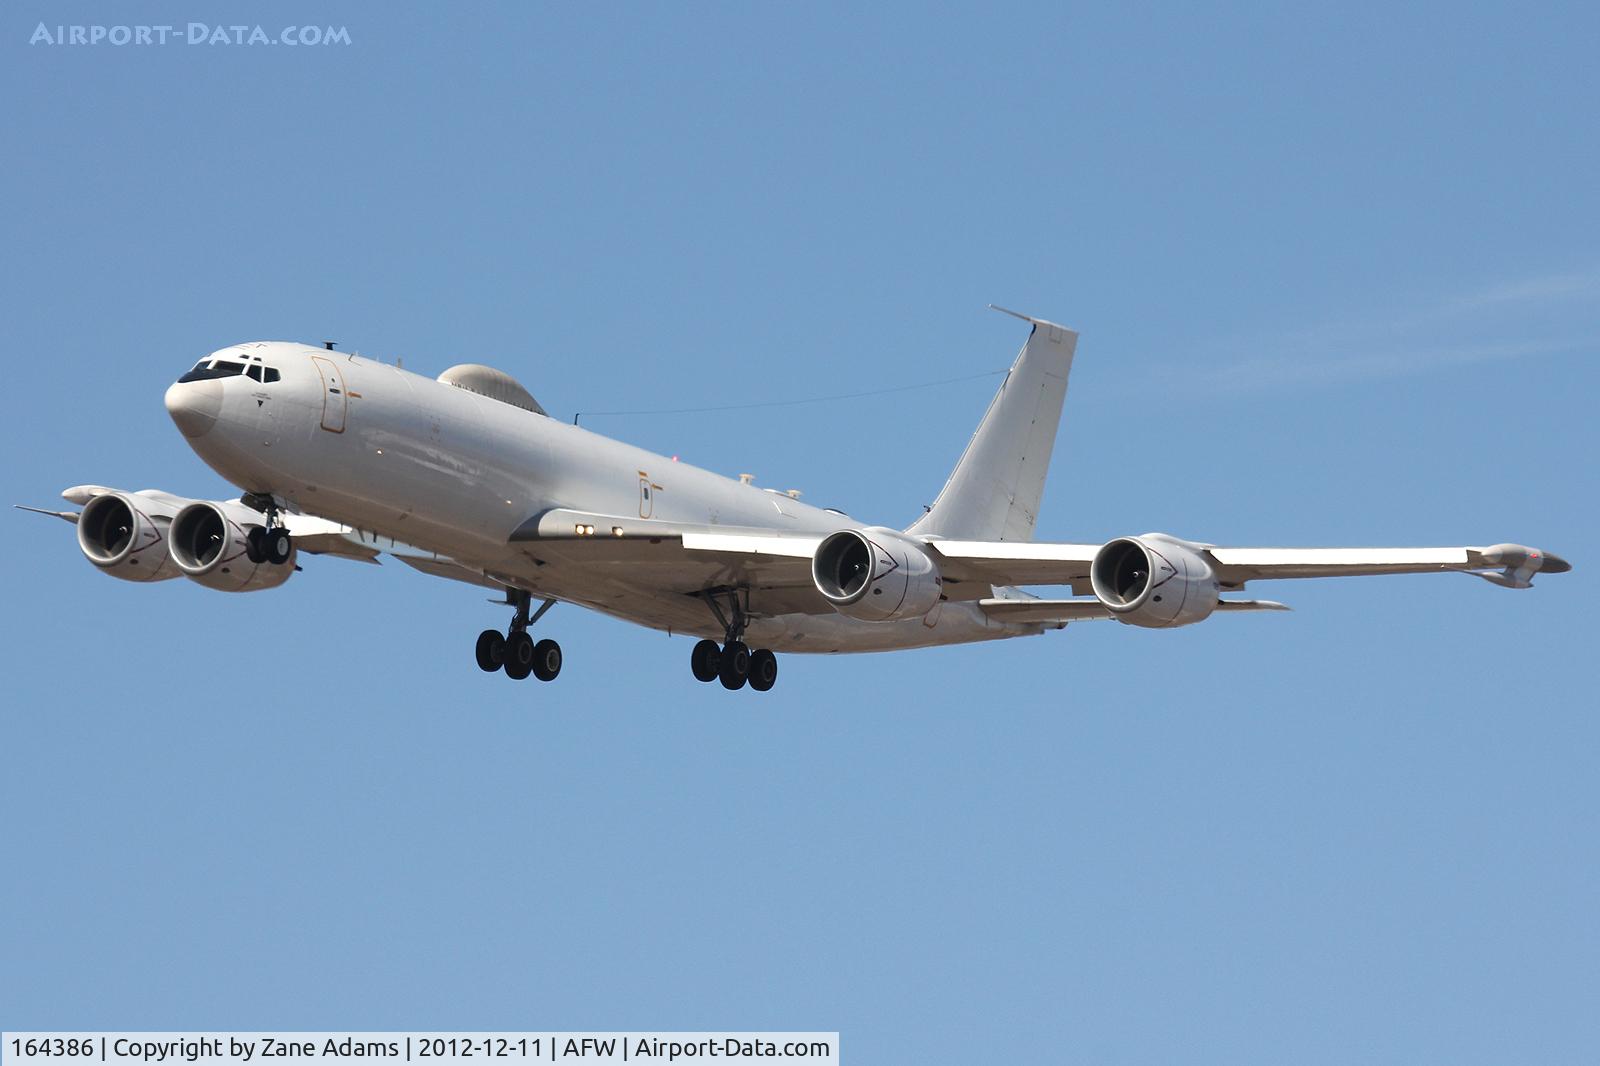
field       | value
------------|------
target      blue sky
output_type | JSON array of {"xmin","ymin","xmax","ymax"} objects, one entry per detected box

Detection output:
[{"xmin": 2, "ymin": 3, "xmax": 1595, "ymax": 1062}]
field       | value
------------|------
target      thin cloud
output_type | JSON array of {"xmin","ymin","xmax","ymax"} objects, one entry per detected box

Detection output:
[
  {"xmin": 1452, "ymin": 270, "xmax": 1600, "ymax": 311},
  {"xmin": 1205, "ymin": 337, "xmax": 1590, "ymax": 394},
  {"xmin": 1178, "ymin": 268, "xmax": 1600, "ymax": 396}
]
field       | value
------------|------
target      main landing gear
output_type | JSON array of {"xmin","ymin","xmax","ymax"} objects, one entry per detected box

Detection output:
[
  {"xmin": 242, "ymin": 496, "xmax": 293, "ymax": 565},
  {"xmin": 692, "ymin": 588, "xmax": 779, "ymax": 692},
  {"xmin": 475, "ymin": 589, "xmax": 561, "ymax": 682}
]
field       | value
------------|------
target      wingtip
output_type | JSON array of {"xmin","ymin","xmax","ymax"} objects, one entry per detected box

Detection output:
[{"xmin": 1479, "ymin": 543, "xmax": 1572, "ymax": 576}]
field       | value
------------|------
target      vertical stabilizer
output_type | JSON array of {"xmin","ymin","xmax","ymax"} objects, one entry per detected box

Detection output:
[{"xmin": 906, "ymin": 309, "xmax": 1077, "ymax": 542}]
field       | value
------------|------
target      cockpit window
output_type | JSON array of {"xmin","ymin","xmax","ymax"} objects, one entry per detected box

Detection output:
[
  {"xmin": 263, "ymin": 367, "xmax": 280, "ymax": 383},
  {"xmin": 177, "ymin": 359, "xmax": 249, "ymax": 383}
]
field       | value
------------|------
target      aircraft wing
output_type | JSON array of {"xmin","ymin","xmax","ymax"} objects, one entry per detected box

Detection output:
[
  {"xmin": 511, "ymin": 509, "xmax": 1570, "ymax": 616},
  {"xmin": 929, "ymin": 539, "xmax": 1571, "ymax": 592},
  {"xmin": 513, "ymin": 510, "xmax": 1081, "ymax": 607},
  {"xmin": 279, "ymin": 512, "xmax": 383, "ymax": 562},
  {"xmin": 925, "ymin": 540, "xmax": 1101, "ymax": 595},
  {"xmin": 511, "ymin": 510, "xmax": 829, "ymax": 616},
  {"xmin": 1203, "ymin": 545, "xmax": 1572, "ymax": 587}
]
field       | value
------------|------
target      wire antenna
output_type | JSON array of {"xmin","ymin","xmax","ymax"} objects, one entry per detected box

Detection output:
[{"xmin": 573, "ymin": 368, "xmax": 1005, "ymax": 425}]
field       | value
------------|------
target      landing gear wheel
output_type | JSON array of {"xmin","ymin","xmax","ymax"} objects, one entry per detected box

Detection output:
[
  {"xmin": 690, "ymin": 639, "xmax": 722, "ymax": 683},
  {"xmin": 504, "ymin": 631, "xmax": 535, "ymax": 680},
  {"xmin": 531, "ymin": 639, "xmax": 562, "ymax": 682},
  {"xmin": 748, "ymin": 649, "xmax": 778, "ymax": 692},
  {"xmin": 264, "ymin": 528, "xmax": 293, "ymax": 565},
  {"xmin": 246, "ymin": 527, "xmax": 267, "ymax": 564},
  {"xmin": 719, "ymin": 641, "xmax": 750, "ymax": 690},
  {"xmin": 475, "ymin": 629, "xmax": 506, "ymax": 672}
]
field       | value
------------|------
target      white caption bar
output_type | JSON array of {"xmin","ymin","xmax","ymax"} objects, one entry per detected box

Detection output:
[{"xmin": 2, "ymin": 1035, "xmax": 838, "ymax": 1066}]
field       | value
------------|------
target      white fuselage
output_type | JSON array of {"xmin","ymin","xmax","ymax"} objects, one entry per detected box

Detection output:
[{"xmin": 171, "ymin": 342, "xmax": 1034, "ymax": 653}]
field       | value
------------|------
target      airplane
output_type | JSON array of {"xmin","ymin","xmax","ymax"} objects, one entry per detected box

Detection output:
[{"xmin": 20, "ymin": 307, "xmax": 1570, "ymax": 693}]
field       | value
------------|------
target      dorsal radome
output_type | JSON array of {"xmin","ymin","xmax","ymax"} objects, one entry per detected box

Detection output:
[{"xmin": 437, "ymin": 364, "xmax": 546, "ymax": 416}]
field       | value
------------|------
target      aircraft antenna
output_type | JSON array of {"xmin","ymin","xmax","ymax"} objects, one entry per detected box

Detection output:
[{"xmin": 571, "ymin": 367, "xmax": 1005, "ymax": 424}]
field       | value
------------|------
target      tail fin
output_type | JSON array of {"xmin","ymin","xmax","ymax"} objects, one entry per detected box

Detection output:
[{"xmin": 906, "ymin": 308, "xmax": 1077, "ymax": 542}]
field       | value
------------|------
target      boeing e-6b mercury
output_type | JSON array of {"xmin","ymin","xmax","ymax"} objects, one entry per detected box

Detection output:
[{"xmin": 22, "ymin": 309, "xmax": 1570, "ymax": 693}]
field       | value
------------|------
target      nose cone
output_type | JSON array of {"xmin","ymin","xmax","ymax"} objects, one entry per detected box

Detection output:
[{"xmin": 164, "ymin": 379, "xmax": 223, "ymax": 438}]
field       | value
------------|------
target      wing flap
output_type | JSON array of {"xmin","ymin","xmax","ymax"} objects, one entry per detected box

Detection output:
[
  {"xmin": 392, "ymin": 553, "xmax": 504, "ymax": 590},
  {"xmin": 979, "ymin": 596, "xmax": 1289, "ymax": 624},
  {"xmin": 927, "ymin": 539, "xmax": 1100, "ymax": 593},
  {"xmin": 279, "ymin": 512, "xmax": 382, "ymax": 562}
]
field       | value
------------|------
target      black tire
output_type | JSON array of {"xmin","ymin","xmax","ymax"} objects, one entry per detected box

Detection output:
[
  {"xmin": 748, "ymin": 649, "xmax": 778, "ymax": 692},
  {"xmin": 719, "ymin": 640, "xmax": 750, "ymax": 690},
  {"xmin": 265, "ymin": 528, "xmax": 293, "ymax": 565},
  {"xmin": 475, "ymin": 629, "xmax": 506, "ymax": 672},
  {"xmin": 245, "ymin": 526, "xmax": 267, "ymax": 564},
  {"xmin": 690, "ymin": 638, "xmax": 721, "ymax": 683},
  {"xmin": 531, "ymin": 638, "xmax": 562, "ymax": 682},
  {"xmin": 504, "ymin": 631, "xmax": 535, "ymax": 680}
]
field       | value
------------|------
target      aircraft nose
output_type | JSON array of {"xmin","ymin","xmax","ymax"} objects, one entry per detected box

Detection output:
[{"xmin": 164, "ymin": 379, "xmax": 223, "ymax": 438}]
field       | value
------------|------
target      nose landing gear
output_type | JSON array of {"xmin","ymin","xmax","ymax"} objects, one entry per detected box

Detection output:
[
  {"xmin": 691, "ymin": 587, "xmax": 779, "ymax": 693},
  {"xmin": 476, "ymin": 589, "xmax": 560, "ymax": 683}
]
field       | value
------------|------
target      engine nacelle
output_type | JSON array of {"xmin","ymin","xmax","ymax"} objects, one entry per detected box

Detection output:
[
  {"xmin": 812, "ymin": 527, "xmax": 943, "ymax": 622},
  {"xmin": 76, "ymin": 491, "xmax": 188, "ymax": 582},
  {"xmin": 1090, "ymin": 534, "xmax": 1219, "ymax": 628},
  {"xmin": 169, "ymin": 501, "xmax": 295, "ymax": 592}
]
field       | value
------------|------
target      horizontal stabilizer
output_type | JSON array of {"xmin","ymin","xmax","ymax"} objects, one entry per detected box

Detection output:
[
  {"xmin": 61, "ymin": 484, "xmax": 116, "ymax": 505},
  {"xmin": 988, "ymin": 305, "xmax": 1075, "ymax": 334}
]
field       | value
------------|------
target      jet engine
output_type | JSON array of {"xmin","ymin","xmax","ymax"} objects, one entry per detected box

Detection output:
[
  {"xmin": 812, "ymin": 527, "xmax": 943, "ymax": 622},
  {"xmin": 1090, "ymin": 534, "xmax": 1220, "ymax": 628},
  {"xmin": 169, "ymin": 501, "xmax": 295, "ymax": 592},
  {"xmin": 76, "ymin": 490, "xmax": 189, "ymax": 582}
]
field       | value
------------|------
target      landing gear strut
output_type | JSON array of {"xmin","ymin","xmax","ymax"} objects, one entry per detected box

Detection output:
[
  {"xmin": 476, "ymin": 589, "xmax": 560, "ymax": 682},
  {"xmin": 242, "ymin": 494, "xmax": 293, "ymax": 566},
  {"xmin": 691, "ymin": 587, "xmax": 778, "ymax": 693}
]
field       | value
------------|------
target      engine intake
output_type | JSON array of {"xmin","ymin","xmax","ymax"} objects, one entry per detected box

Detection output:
[
  {"xmin": 76, "ymin": 492, "xmax": 183, "ymax": 582},
  {"xmin": 1090, "ymin": 534, "xmax": 1219, "ymax": 628},
  {"xmin": 812, "ymin": 528, "xmax": 943, "ymax": 622},
  {"xmin": 170, "ymin": 501, "xmax": 294, "ymax": 592}
]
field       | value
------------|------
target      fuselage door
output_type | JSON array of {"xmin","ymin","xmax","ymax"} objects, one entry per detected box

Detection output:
[
  {"xmin": 638, "ymin": 472, "xmax": 664, "ymax": 519},
  {"xmin": 310, "ymin": 356, "xmax": 347, "ymax": 433}
]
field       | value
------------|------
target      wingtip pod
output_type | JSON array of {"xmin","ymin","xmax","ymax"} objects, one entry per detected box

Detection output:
[{"xmin": 1472, "ymin": 543, "xmax": 1571, "ymax": 588}]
